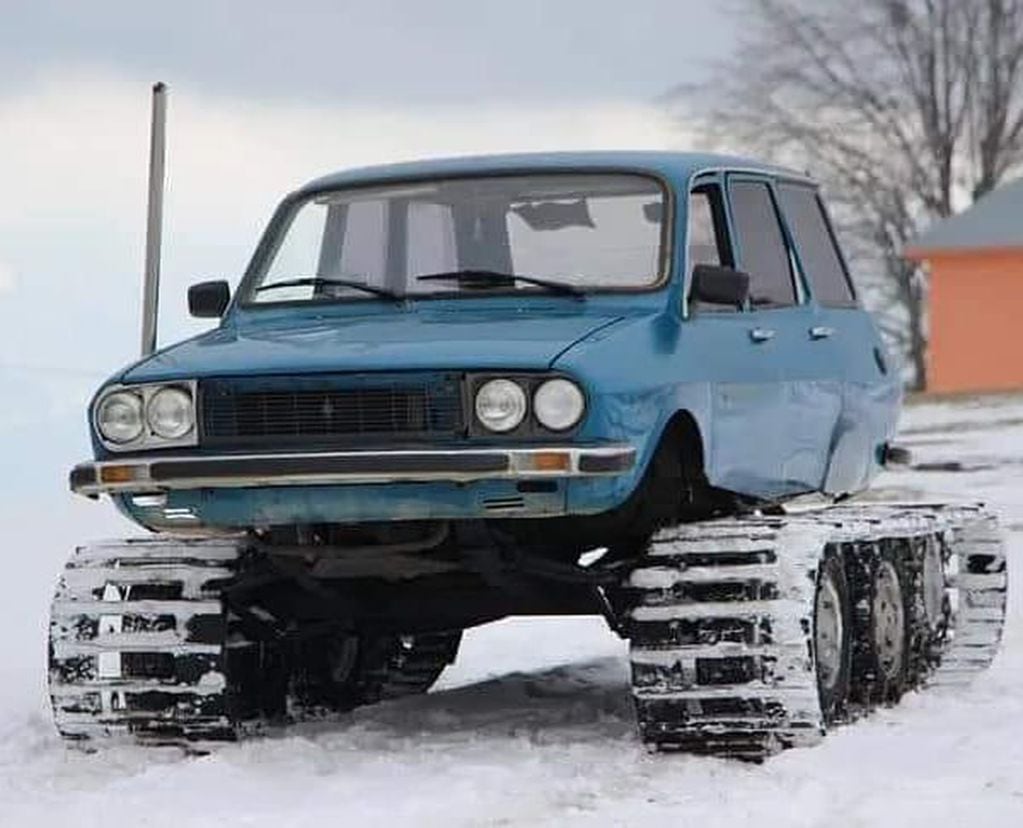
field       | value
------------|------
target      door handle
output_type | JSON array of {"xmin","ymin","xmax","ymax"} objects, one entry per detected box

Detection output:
[
  {"xmin": 749, "ymin": 328, "xmax": 776, "ymax": 343},
  {"xmin": 809, "ymin": 326, "xmax": 835, "ymax": 340}
]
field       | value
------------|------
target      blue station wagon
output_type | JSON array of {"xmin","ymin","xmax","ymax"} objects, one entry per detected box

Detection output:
[{"xmin": 71, "ymin": 151, "xmax": 899, "ymax": 545}]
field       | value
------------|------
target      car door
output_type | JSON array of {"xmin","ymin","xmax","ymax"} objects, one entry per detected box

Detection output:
[
  {"xmin": 775, "ymin": 182, "xmax": 897, "ymax": 494},
  {"xmin": 682, "ymin": 174, "xmax": 823, "ymax": 499}
]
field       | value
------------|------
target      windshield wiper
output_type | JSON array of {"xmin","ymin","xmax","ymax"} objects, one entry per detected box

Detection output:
[
  {"xmin": 415, "ymin": 269, "xmax": 584, "ymax": 298},
  {"xmin": 254, "ymin": 277, "xmax": 402, "ymax": 301}
]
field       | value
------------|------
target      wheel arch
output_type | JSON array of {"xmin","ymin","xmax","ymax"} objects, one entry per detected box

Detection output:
[{"xmin": 644, "ymin": 408, "xmax": 708, "ymax": 482}]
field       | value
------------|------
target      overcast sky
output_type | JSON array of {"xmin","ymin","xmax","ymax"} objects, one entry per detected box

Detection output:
[
  {"xmin": 1, "ymin": 1, "xmax": 730, "ymax": 103},
  {"xmin": 0, "ymin": 1, "xmax": 733, "ymax": 515}
]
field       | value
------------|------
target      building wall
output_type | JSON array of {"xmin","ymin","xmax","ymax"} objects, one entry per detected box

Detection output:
[{"xmin": 927, "ymin": 249, "xmax": 1023, "ymax": 393}]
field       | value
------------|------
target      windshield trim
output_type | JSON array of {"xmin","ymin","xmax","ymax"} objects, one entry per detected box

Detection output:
[{"xmin": 234, "ymin": 167, "xmax": 674, "ymax": 311}]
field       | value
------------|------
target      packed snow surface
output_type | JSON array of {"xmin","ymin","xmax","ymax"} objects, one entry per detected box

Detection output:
[{"xmin": 2, "ymin": 396, "xmax": 1023, "ymax": 827}]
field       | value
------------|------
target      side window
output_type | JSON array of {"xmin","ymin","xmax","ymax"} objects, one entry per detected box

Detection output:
[
  {"xmin": 777, "ymin": 184, "xmax": 856, "ymax": 307},
  {"xmin": 728, "ymin": 180, "xmax": 796, "ymax": 307}
]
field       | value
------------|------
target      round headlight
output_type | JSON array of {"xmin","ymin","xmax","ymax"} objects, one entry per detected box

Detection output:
[
  {"xmin": 97, "ymin": 391, "xmax": 144, "ymax": 444},
  {"xmin": 534, "ymin": 378, "xmax": 585, "ymax": 431},
  {"xmin": 146, "ymin": 387, "xmax": 195, "ymax": 440},
  {"xmin": 475, "ymin": 379, "xmax": 527, "ymax": 432}
]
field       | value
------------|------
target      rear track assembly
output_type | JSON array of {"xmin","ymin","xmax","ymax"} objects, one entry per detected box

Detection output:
[{"xmin": 622, "ymin": 503, "xmax": 1006, "ymax": 760}]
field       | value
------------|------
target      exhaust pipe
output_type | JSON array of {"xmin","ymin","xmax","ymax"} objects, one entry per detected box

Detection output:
[{"xmin": 140, "ymin": 82, "xmax": 167, "ymax": 357}]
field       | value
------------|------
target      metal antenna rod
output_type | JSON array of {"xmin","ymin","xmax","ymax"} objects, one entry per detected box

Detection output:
[{"xmin": 140, "ymin": 82, "xmax": 167, "ymax": 357}]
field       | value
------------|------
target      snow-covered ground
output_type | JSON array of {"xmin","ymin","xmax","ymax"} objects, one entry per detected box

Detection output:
[{"xmin": 2, "ymin": 397, "xmax": 1023, "ymax": 827}]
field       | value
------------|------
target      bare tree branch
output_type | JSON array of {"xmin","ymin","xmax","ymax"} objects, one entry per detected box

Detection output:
[{"xmin": 669, "ymin": 0, "xmax": 1023, "ymax": 388}]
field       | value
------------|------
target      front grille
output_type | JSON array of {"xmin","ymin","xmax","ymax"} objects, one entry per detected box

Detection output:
[{"xmin": 200, "ymin": 373, "xmax": 464, "ymax": 448}]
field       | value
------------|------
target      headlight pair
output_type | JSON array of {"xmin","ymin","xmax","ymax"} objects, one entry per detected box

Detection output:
[
  {"xmin": 95, "ymin": 383, "xmax": 197, "ymax": 450},
  {"xmin": 474, "ymin": 377, "xmax": 585, "ymax": 433}
]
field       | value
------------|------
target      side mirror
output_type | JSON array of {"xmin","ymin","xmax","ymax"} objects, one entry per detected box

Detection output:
[
  {"xmin": 188, "ymin": 280, "xmax": 231, "ymax": 318},
  {"xmin": 689, "ymin": 264, "xmax": 750, "ymax": 308}
]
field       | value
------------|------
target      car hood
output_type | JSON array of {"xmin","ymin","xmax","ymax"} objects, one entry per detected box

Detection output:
[{"xmin": 120, "ymin": 309, "xmax": 627, "ymax": 383}]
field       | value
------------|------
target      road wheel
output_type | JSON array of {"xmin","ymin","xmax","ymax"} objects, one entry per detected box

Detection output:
[
  {"xmin": 866, "ymin": 548, "xmax": 911, "ymax": 703},
  {"xmin": 815, "ymin": 548, "xmax": 852, "ymax": 725}
]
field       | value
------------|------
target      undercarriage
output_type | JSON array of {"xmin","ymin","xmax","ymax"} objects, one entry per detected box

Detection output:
[{"xmin": 49, "ymin": 502, "xmax": 1006, "ymax": 758}]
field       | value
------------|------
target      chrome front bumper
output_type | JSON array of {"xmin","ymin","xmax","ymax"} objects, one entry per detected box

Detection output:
[{"xmin": 70, "ymin": 444, "xmax": 637, "ymax": 497}]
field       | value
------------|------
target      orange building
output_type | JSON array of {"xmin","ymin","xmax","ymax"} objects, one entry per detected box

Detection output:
[{"xmin": 905, "ymin": 179, "xmax": 1023, "ymax": 393}]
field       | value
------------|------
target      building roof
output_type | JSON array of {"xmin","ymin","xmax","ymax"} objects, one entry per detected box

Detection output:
[
  {"xmin": 295, "ymin": 151, "xmax": 811, "ymax": 197},
  {"xmin": 908, "ymin": 177, "xmax": 1023, "ymax": 255}
]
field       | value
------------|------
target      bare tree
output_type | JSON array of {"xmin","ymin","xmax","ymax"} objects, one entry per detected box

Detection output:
[{"xmin": 669, "ymin": 0, "xmax": 1023, "ymax": 388}]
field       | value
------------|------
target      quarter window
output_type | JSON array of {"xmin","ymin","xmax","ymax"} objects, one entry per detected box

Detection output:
[
  {"xmin": 688, "ymin": 189, "xmax": 730, "ymax": 267},
  {"xmin": 728, "ymin": 180, "xmax": 796, "ymax": 307},
  {"xmin": 688, "ymin": 185, "xmax": 739, "ymax": 312},
  {"xmin": 777, "ymin": 184, "xmax": 855, "ymax": 307}
]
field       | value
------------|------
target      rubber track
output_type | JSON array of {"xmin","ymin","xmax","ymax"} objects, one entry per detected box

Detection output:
[
  {"xmin": 48, "ymin": 538, "xmax": 460, "ymax": 751},
  {"xmin": 622, "ymin": 503, "xmax": 1007, "ymax": 760},
  {"xmin": 49, "ymin": 537, "xmax": 248, "ymax": 749}
]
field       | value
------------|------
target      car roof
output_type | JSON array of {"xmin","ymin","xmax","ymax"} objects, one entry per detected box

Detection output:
[{"xmin": 295, "ymin": 151, "xmax": 813, "ymax": 196}]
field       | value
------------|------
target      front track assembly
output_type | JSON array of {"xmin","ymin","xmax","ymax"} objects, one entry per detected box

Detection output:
[
  {"xmin": 48, "ymin": 537, "xmax": 460, "ymax": 750},
  {"xmin": 49, "ymin": 538, "xmax": 249, "ymax": 748},
  {"xmin": 622, "ymin": 503, "xmax": 1007, "ymax": 759}
]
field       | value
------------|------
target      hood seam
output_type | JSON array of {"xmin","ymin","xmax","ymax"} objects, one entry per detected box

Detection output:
[{"xmin": 547, "ymin": 316, "xmax": 626, "ymax": 368}]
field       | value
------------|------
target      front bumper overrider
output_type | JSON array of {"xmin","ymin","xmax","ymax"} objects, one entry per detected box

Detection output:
[{"xmin": 69, "ymin": 444, "xmax": 637, "ymax": 497}]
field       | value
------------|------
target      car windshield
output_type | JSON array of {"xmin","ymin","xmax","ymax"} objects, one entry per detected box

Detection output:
[{"xmin": 246, "ymin": 173, "xmax": 666, "ymax": 303}]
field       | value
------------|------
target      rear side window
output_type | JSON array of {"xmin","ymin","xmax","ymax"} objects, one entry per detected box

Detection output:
[
  {"xmin": 778, "ymin": 184, "xmax": 855, "ymax": 307},
  {"xmin": 728, "ymin": 180, "xmax": 796, "ymax": 307}
]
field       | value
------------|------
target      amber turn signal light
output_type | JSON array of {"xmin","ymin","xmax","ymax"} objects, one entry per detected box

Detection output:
[
  {"xmin": 519, "ymin": 451, "xmax": 571, "ymax": 473},
  {"xmin": 99, "ymin": 465, "xmax": 143, "ymax": 484}
]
